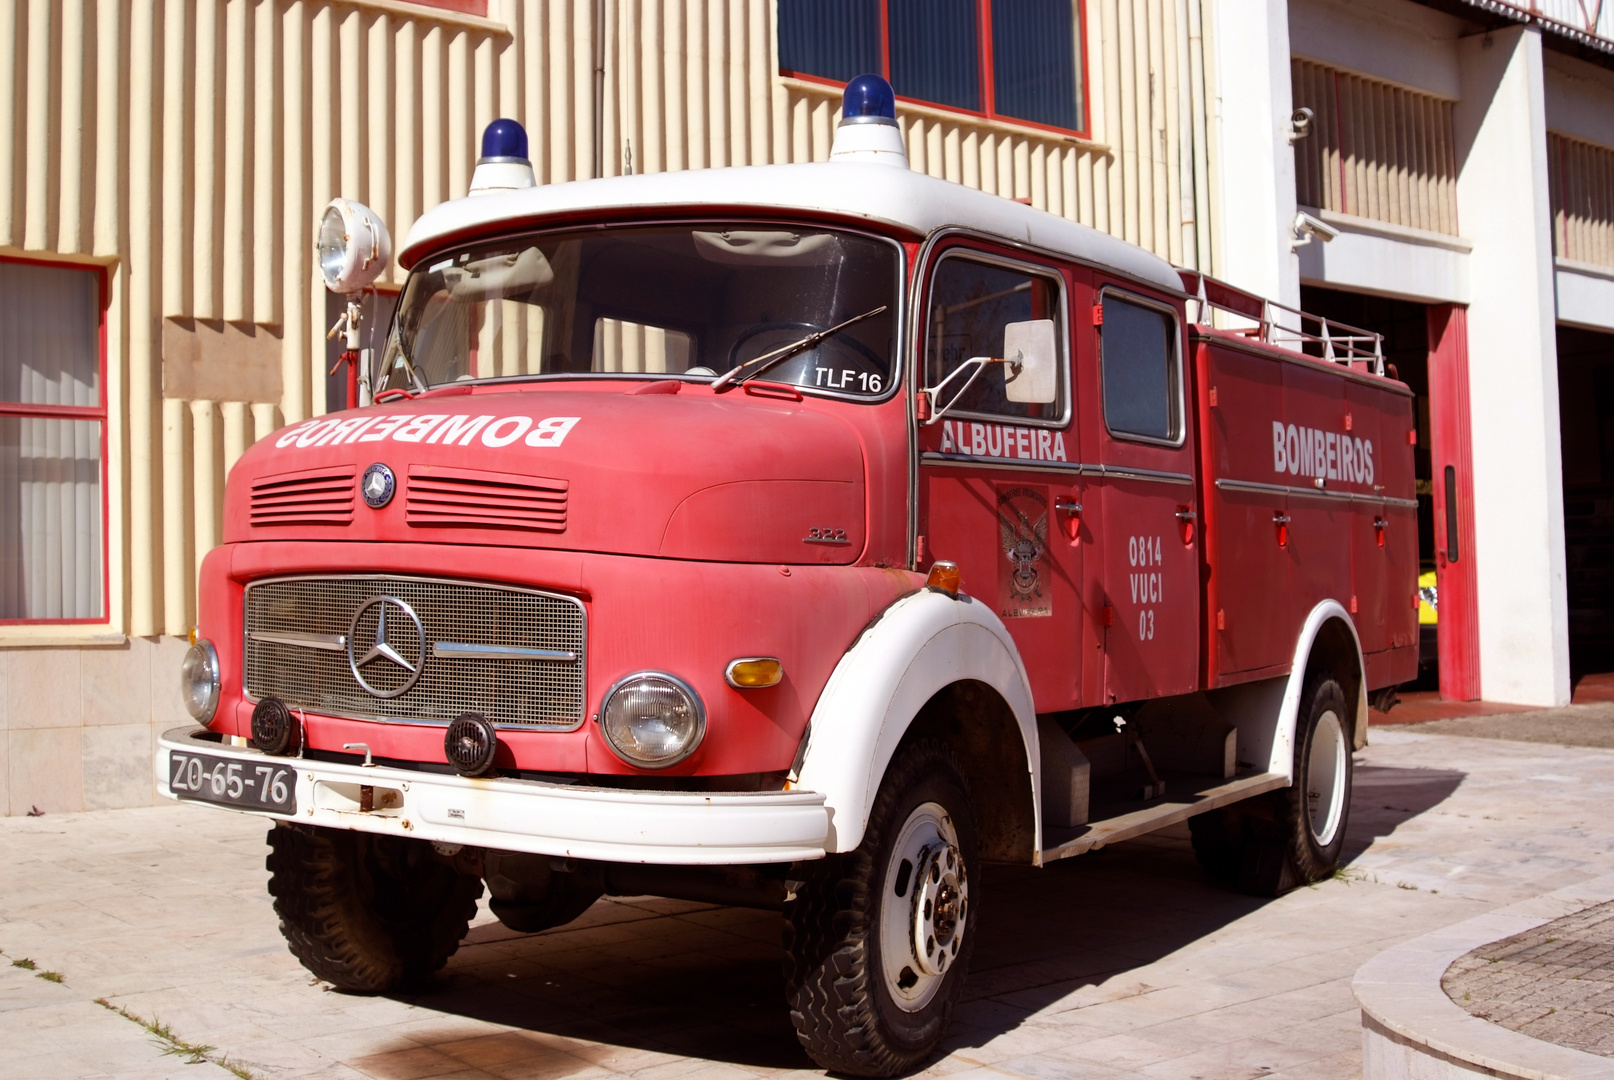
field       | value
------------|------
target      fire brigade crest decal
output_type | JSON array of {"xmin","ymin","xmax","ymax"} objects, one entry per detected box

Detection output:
[{"xmin": 997, "ymin": 486, "xmax": 1052, "ymax": 618}]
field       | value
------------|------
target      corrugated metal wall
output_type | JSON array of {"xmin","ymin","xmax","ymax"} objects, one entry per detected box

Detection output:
[
  {"xmin": 1550, "ymin": 131, "xmax": 1614, "ymax": 268},
  {"xmin": 0, "ymin": 0, "xmax": 1214, "ymax": 641},
  {"xmin": 1291, "ymin": 58, "xmax": 1459, "ymax": 237}
]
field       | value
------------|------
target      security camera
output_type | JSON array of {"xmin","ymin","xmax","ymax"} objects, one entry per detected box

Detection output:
[
  {"xmin": 1288, "ymin": 106, "xmax": 1315, "ymax": 144},
  {"xmin": 1291, "ymin": 210, "xmax": 1339, "ymax": 251}
]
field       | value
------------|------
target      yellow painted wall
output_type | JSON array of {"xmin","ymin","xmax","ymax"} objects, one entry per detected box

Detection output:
[{"xmin": 0, "ymin": 0, "xmax": 1216, "ymax": 646}]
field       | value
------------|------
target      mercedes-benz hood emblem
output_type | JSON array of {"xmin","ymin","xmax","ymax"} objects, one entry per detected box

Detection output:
[
  {"xmin": 347, "ymin": 596, "xmax": 426, "ymax": 698},
  {"xmin": 360, "ymin": 463, "xmax": 395, "ymax": 509}
]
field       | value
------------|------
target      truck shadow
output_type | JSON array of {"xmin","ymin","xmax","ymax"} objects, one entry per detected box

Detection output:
[{"xmin": 389, "ymin": 762, "xmax": 1464, "ymax": 1075}]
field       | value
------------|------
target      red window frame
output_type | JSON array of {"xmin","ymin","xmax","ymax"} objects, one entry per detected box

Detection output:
[
  {"xmin": 0, "ymin": 254, "xmax": 111, "ymax": 626},
  {"xmin": 778, "ymin": 0, "xmax": 1092, "ymax": 140}
]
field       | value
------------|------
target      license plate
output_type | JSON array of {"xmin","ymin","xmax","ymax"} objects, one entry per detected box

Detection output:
[{"xmin": 170, "ymin": 750, "xmax": 297, "ymax": 814}]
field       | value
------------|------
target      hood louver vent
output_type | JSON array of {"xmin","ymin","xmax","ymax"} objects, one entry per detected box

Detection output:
[
  {"xmin": 406, "ymin": 465, "xmax": 568, "ymax": 532},
  {"xmin": 250, "ymin": 466, "xmax": 357, "ymax": 527}
]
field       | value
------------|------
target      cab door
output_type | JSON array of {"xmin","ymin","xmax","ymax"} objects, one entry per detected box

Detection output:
[
  {"xmin": 916, "ymin": 245, "xmax": 1085, "ymax": 712},
  {"xmin": 1081, "ymin": 284, "xmax": 1200, "ymax": 703}
]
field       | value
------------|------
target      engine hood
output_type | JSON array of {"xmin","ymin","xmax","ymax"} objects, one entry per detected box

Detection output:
[{"xmin": 224, "ymin": 383, "xmax": 868, "ymax": 564}]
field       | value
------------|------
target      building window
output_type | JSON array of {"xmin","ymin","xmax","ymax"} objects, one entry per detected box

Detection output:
[
  {"xmin": 1290, "ymin": 59, "xmax": 1458, "ymax": 238},
  {"xmin": 0, "ymin": 259, "xmax": 107, "ymax": 622},
  {"xmin": 778, "ymin": 0, "xmax": 1087, "ymax": 135}
]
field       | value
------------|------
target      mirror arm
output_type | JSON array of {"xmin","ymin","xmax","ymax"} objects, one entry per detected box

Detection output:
[{"xmin": 920, "ymin": 356, "xmax": 1000, "ymax": 427}]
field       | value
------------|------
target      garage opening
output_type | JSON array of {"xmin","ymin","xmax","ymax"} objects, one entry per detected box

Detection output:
[{"xmin": 1557, "ymin": 325, "xmax": 1614, "ymax": 683}]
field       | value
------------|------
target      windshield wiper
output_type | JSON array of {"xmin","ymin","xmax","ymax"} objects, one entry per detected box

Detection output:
[{"xmin": 711, "ymin": 305, "xmax": 888, "ymax": 390}]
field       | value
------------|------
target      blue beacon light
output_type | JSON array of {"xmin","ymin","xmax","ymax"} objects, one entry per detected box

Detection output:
[
  {"xmin": 841, "ymin": 74, "xmax": 897, "ymax": 126},
  {"xmin": 480, "ymin": 118, "xmax": 530, "ymax": 163},
  {"xmin": 469, "ymin": 118, "xmax": 537, "ymax": 193}
]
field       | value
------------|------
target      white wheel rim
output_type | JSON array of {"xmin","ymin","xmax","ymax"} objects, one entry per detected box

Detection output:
[
  {"xmin": 880, "ymin": 801, "xmax": 968, "ymax": 1012},
  {"xmin": 1306, "ymin": 709, "xmax": 1347, "ymax": 847}
]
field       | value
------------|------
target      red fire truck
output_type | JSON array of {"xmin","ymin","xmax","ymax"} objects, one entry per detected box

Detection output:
[{"xmin": 161, "ymin": 76, "xmax": 1417, "ymax": 1077}]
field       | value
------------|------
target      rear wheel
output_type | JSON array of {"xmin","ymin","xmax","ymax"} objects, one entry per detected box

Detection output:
[
  {"xmin": 784, "ymin": 740, "xmax": 978, "ymax": 1077},
  {"xmin": 266, "ymin": 825, "xmax": 482, "ymax": 992},
  {"xmin": 1189, "ymin": 674, "xmax": 1353, "ymax": 895}
]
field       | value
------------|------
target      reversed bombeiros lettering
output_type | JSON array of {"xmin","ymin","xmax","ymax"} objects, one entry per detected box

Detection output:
[
  {"xmin": 939, "ymin": 419, "xmax": 1069, "ymax": 463},
  {"xmin": 1272, "ymin": 421, "xmax": 1373, "ymax": 485},
  {"xmin": 274, "ymin": 414, "xmax": 582, "ymax": 452}
]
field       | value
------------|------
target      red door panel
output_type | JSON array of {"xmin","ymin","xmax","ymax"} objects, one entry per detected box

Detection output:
[
  {"xmin": 1087, "ymin": 284, "xmax": 1200, "ymax": 703},
  {"xmin": 1197, "ymin": 338, "xmax": 1290, "ymax": 678},
  {"xmin": 1427, "ymin": 304, "xmax": 1481, "ymax": 700},
  {"xmin": 923, "ymin": 465, "xmax": 1083, "ymax": 710},
  {"xmin": 1345, "ymin": 376, "xmax": 1419, "ymax": 659},
  {"xmin": 1281, "ymin": 360, "xmax": 1352, "ymax": 643}
]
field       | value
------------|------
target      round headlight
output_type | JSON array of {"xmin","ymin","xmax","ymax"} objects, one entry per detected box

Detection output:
[
  {"xmin": 316, "ymin": 197, "xmax": 392, "ymax": 294},
  {"xmin": 600, "ymin": 673, "xmax": 705, "ymax": 768},
  {"xmin": 181, "ymin": 639, "xmax": 221, "ymax": 724}
]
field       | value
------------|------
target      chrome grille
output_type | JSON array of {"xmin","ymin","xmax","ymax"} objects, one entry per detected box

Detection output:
[{"xmin": 243, "ymin": 575, "xmax": 586, "ymax": 728}]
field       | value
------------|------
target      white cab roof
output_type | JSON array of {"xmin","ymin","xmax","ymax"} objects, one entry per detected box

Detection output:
[{"xmin": 398, "ymin": 161, "xmax": 1184, "ymax": 294}]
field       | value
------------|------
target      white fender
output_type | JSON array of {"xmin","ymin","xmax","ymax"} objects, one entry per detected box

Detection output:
[
  {"xmin": 795, "ymin": 588, "xmax": 1039, "ymax": 854},
  {"xmin": 1266, "ymin": 600, "xmax": 1369, "ymax": 781}
]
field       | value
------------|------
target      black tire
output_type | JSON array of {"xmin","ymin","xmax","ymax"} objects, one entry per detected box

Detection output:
[
  {"xmin": 1282, "ymin": 675, "xmax": 1353, "ymax": 881},
  {"xmin": 1188, "ymin": 674, "xmax": 1353, "ymax": 895},
  {"xmin": 783, "ymin": 739, "xmax": 978, "ymax": 1077},
  {"xmin": 265, "ymin": 824, "xmax": 483, "ymax": 992}
]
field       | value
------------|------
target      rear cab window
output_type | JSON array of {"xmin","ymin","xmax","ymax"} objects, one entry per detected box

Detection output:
[{"xmin": 1099, "ymin": 290, "xmax": 1183, "ymax": 445}]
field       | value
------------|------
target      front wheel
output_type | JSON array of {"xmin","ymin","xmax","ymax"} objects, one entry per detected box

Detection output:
[
  {"xmin": 784, "ymin": 740, "xmax": 978, "ymax": 1077},
  {"xmin": 266, "ymin": 825, "xmax": 483, "ymax": 992}
]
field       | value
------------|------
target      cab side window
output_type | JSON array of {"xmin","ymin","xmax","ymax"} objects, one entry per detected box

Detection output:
[
  {"xmin": 925, "ymin": 255, "xmax": 1066, "ymax": 423},
  {"xmin": 1100, "ymin": 292, "xmax": 1180, "ymax": 443}
]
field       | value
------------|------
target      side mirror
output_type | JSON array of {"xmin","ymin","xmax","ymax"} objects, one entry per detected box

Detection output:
[{"xmin": 1002, "ymin": 320, "xmax": 1058, "ymax": 404}]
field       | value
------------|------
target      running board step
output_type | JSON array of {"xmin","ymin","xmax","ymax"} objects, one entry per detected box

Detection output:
[{"xmin": 1038, "ymin": 771, "xmax": 1288, "ymax": 864}]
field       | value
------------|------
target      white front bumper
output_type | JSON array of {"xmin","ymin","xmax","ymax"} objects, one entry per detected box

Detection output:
[{"xmin": 156, "ymin": 727, "xmax": 830, "ymax": 865}]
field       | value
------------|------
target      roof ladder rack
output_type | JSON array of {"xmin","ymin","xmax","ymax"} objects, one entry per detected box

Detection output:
[{"xmin": 1178, "ymin": 270, "xmax": 1386, "ymax": 377}]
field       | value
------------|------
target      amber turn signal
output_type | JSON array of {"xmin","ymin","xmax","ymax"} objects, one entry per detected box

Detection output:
[
  {"xmin": 926, "ymin": 560, "xmax": 962, "ymax": 596},
  {"xmin": 725, "ymin": 657, "xmax": 783, "ymax": 689}
]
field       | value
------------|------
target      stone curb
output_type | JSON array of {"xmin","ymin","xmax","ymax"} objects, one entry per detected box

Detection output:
[{"xmin": 1354, "ymin": 872, "xmax": 1614, "ymax": 1080}]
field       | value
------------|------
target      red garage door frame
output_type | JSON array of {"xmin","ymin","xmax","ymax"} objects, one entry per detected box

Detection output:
[{"xmin": 1427, "ymin": 303, "xmax": 1481, "ymax": 701}]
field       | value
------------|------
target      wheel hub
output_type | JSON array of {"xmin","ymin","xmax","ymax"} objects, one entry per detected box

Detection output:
[
  {"xmin": 911, "ymin": 841, "xmax": 966, "ymax": 976},
  {"xmin": 880, "ymin": 801, "xmax": 970, "ymax": 1011},
  {"xmin": 1306, "ymin": 709, "xmax": 1347, "ymax": 847}
]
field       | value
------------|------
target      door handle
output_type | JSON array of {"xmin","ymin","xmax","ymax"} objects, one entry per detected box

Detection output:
[
  {"xmin": 1175, "ymin": 509, "xmax": 1197, "ymax": 523},
  {"xmin": 1055, "ymin": 498, "xmax": 1082, "ymax": 516},
  {"xmin": 1273, "ymin": 511, "xmax": 1291, "ymax": 548}
]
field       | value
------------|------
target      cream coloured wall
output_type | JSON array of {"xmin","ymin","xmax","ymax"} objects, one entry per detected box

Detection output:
[{"xmin": 0, "ymin": 0, "xmax": 1219, "ymax": 649}]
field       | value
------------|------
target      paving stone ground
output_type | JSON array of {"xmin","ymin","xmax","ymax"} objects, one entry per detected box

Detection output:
[
  {"xmin": 1401, "ymin": 701, "xmax": 1614, "ymax": 748},
  {"xmin": 1443, "ymin": 899, "xmax": 1614, "ymax": 1056},
  {"xmin": 5, "ymin": 725, "xmax": 1614, "ymax": 1080}
]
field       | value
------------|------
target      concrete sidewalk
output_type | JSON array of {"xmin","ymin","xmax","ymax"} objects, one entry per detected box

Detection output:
[{"xmin": 3, "ymin": 726, "xmax": 1614, "ymax": 1079}]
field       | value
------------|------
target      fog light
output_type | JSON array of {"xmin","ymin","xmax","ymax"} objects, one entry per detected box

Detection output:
[
  {"xmin": 251, "ymin": 696, "xmax": 298, "ymax": 755},
  {"xmin": 445, "ymin": 713, "xmax": 499, "ymax": 777},
  {"xmin": 600, "ymin": 672, "xmax": 705, "ymax": 768},
  {"xmin": 180, "ymin": 639, "xmax": 221, "ymax": 723},
  {"xmin": 725, "ymin": 657, "xmax": 783, "ymax": 689}
]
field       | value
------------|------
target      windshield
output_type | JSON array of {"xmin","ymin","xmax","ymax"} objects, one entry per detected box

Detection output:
[{"xmin": 378, "ymin": 224, "xmax": 900, "ymax": 399}]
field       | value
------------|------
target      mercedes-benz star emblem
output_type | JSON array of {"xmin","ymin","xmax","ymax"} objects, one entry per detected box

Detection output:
[
  {"xmin": 347, "ymin": 596, "xmax": 426, "ymax": 698},
  {"xmin": 360, "ymin": 463, "xmax": 395, "ymax": 509}
]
